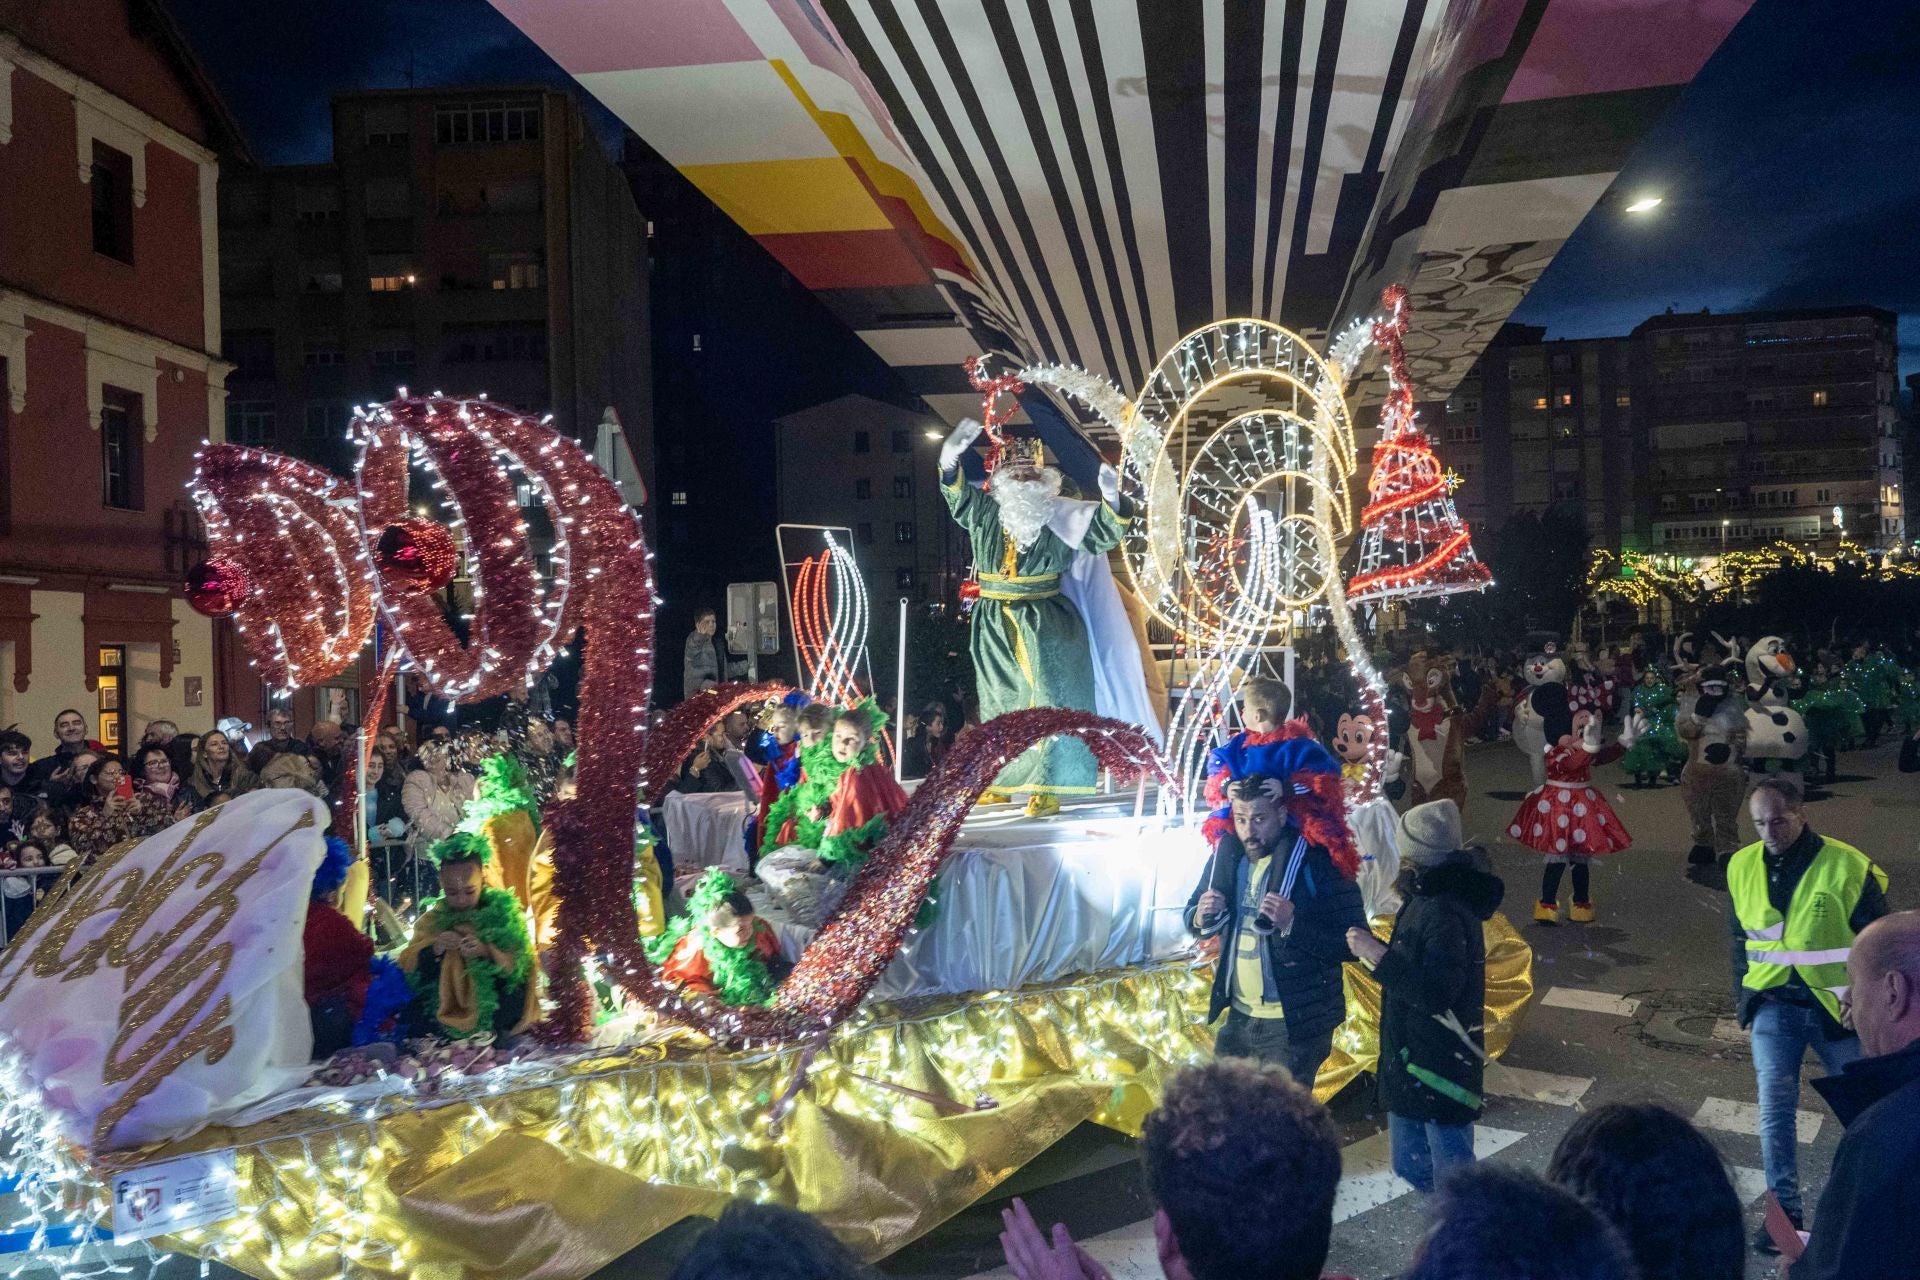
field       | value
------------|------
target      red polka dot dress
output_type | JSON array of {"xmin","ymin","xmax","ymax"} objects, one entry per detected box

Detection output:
[{"xmin": 1507, "ymin": 743, "xmax": 1632, "ymax": 858}]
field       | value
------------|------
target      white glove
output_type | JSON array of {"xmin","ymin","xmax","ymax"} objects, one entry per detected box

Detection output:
[
  {"xmin": 1382, "ymin": 749, "xmax": 1406, "ymax": 779},
  {"xmin": 1619, "ymin": 712, "xmax": 1646, "ymax": 750},
  {"xmin": 1097, "ymin": 462, "xmax": 1120, "ymax": 506},
  {"xmin": 939, "ymin": 418, "xmax": 986, "ymax": 475},
  {"xmin": 383, "ymin": 817, "xmax": 406, "ymax": 838},
  {"xmin": 1580, "ymin": 715, "xmax": 1605, "ymax": 753}
]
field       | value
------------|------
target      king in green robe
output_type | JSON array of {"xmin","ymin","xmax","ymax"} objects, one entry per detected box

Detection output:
[{"xmin": 942, "ymin": 451, "xmax": 1124, "ymax": 796}]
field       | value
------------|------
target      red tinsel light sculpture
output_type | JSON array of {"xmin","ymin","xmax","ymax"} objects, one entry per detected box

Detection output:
[
  {"xmin": 191, "ymin": 446, "xmax": 377, "ymax": 691},
  {"xmin": 182, "ymin": 557, "xmax": 252, "ymax": 618},
  {"xmin": 642, "ymin": 680, "xmax": 793, "ymax": 807},
  {"xmin": 373, "ymin": 518, "xmax": 459, "ymax": 597}
]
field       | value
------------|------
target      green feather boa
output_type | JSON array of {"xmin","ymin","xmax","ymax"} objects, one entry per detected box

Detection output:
[
  {"xmin": 759, "ymin": 699, "xmax": 889, "ymax": 855},
  {"xmin": 459, "ymin": 754, "xmax": 540, "ymax": 837},
  {"xmin": 643, "ymin": 867, "xmax": 776, "ymax": 1006},
  {"xmin": 408, "ymin": 887, "xmax": 533, "ymax": 1040}
]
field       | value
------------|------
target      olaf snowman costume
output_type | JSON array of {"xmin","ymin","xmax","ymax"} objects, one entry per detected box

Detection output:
[
  {"xmin": 1736, "ymin": 634, "xmax": 1808, "ymax": 769},
  {"xmin": 1513, "ymin": 648, "xmax": 1568, "ymax": 788}
]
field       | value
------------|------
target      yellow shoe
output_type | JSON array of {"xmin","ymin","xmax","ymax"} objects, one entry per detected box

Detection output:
[
  {"xmin": 1570, "ymin": 901, "xmax": 1596, "ymax": 924},
  {"xmin": 1023, "ymin": 793, "xmax": 1060, "ymax": 818},
  {"xmin": 1533, "ymin": 901, "xmax": 1560, "ymax": 925},
  {"xmin": 979, "ymin": 789, "xmax": 1014, "ymax": 805}
]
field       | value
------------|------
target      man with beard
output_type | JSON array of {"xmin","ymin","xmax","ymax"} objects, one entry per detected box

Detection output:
[
  {"xmin": 939, "ymin": 418, "xmax": 1124, "ymax": 812},
  {"xmin": 1188, "ymin": 771, "xmax": 1366, "ymax": 1084}
]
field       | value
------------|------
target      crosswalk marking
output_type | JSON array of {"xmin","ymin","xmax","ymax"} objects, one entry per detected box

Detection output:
[
  {"xmin": 1331, "ymin": 1125, "xmax": 1526, "ymax": 1222},
  {"xmin": 1484, "ymin": 1062, "xmax": 1594, "ymax": 1108},
  {"xmin": 1694, "ymin": 1097, "xmax": 1823, "ymax": 1144},
  {"xmin": 1733, "ymin": 1165, "xmax": 1769, "ymax": 1205},
  {"xmin": 1540, "ymin": 986, "xmax": 1640, "ymax": 1017},
  {"xmin": 957, "ymin": 1125, "xmax": 1528, "ymax": 1280}
]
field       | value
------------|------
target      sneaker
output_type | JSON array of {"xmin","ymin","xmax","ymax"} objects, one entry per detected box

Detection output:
[
  {"xmin": 1533, "ymin": 901, "xmax": 1560, "ymax": 925},
  {"xmin": 1569, "ymin": 901, "xmax": 1595, "ymax": 923}
]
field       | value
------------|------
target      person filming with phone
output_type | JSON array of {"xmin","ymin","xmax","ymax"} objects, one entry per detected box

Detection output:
[{"xmin": 1187, "ymin": 762, "xmax": 1366, "ymax": 1085}]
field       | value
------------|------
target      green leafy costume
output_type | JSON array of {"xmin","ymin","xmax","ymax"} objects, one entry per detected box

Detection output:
[
  {"xmin": 1844, "ymin": 652, "xmax": 1899, "ymax": 712},
  {"xmin": 942, "ymin": 468, "xmax": 1124, "ymax": 794},
  {"xmin": 1796, "ymin": 682, "xmax": 1866, "ymax": 754},
  {"xmin": 1618, "ymin": 676, "xmax": 1684, "ymax": 779}
]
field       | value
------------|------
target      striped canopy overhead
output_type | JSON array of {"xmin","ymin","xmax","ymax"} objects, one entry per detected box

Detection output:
[{"xmin": 494, "ymin": 0, "xmax": 1753, "ymax": 428}]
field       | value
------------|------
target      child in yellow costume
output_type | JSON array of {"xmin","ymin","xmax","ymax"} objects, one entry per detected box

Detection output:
[{"xmin": 398, "ymin": 834, "xmax": 541, "ymax": 1041}]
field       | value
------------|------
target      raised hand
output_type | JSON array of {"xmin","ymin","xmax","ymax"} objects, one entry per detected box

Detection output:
[{"xmin": 939, "ymin": 417, "xmax": 987, "ymax": 474}]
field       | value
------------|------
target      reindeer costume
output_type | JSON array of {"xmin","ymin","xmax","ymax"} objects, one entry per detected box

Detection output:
[{"xmin": 1398, "ymin": 651, "xmax": 1497, "ymax": 814}]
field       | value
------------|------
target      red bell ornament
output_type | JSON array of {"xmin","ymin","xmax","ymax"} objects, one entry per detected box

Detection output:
[
  {"xmin": 183, "ymin": 558, "xmax": 252, "ymax": 617},
  {"xmin": 375, "ymin": 519, "xmax": 458, "ymax": 596}
]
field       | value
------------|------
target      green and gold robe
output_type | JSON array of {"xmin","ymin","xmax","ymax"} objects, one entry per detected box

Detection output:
[{"xmin": 943, "ymin": 469, "xmax": 1124, "ymax": 794}]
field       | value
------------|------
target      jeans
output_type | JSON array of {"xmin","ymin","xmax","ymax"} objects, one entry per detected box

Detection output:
[
  {"xmin": 1749, "ymin": 998, "xmax": 1861, "ymax": 1218},
  {"xmin": 1214, "ymin": 1009, "xmax": 1334, "ymax": 1088},
  {"xmin": 1389, "ymin": 1111, "xmax": 1476, "ymax": 1193}
]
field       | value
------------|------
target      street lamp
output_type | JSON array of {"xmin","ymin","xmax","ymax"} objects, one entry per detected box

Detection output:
[{"xmin": 1624, "ymin": 195, "xmax": 1663, "ymax": 214}]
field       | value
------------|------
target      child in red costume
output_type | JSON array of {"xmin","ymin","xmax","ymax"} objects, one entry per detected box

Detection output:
[
  {"xmin": 305, "ymin": 836, "xmax": 375, "ymax": 1057},
  {"xmin": 659, "ymin": 887, "xmax": 790, "ymax": 1004},
  {"xmin": 1508, "ymin": 697, "xmax": 1644, "ymax": 925},
  {"xmin": 762, "ymin": 704, "xmax": 908, "ymax": 868}
]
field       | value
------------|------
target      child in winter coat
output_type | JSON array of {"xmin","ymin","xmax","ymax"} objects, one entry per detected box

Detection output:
[{"xmin": 1346, "ymin": 800, "xmax": 1503, "ymax": 1194}]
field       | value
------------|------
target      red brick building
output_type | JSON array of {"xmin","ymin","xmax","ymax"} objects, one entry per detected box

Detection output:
[{"xmin": 0, "ymin": 0, "xmax": 251, "ymax": 751}]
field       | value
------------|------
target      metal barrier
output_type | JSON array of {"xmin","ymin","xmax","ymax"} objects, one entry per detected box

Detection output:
[{"xmin": 0, "ymin": 865, "xmax": 75, "ymax": 948}]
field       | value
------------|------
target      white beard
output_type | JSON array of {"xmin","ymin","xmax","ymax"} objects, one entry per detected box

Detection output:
[{"xmin": 994, "ymin": 468, "xmax": 1062, "ymax": 553}]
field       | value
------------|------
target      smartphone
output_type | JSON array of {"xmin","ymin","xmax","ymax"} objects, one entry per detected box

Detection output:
[{"xmin": 114, "ymin": 775, "xmax": 135, "ymax": 801}]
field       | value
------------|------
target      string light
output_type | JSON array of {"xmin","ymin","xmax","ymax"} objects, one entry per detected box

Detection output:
[{"xmin": 1346, "ymin": 286, "xmax": 1492, "ymax": 605}]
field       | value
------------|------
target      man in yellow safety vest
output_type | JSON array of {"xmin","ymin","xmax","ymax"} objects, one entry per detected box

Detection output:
[{"xmin": 1729, "ymin": 774, "xmax": 1889, "ymax": 1256}]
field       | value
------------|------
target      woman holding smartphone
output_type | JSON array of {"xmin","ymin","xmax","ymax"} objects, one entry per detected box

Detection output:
[{"xmin": 67, "ymin": 756, "xmax": 174, "ymax": 863}]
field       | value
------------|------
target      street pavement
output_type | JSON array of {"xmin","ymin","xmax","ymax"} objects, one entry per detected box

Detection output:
[{"xmin": 879, "ymin": 736, "xmax": 1918, "ymax": 1280}]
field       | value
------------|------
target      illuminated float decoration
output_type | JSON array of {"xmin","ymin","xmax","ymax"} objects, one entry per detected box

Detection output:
[{"xmin": 0, "ymin": 296, "xmax": 1525, "ymax": 1277}]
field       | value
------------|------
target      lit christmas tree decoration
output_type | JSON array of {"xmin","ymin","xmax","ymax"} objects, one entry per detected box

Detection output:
[{"xmin": 1346, "ymin": 285, "xmax": 1493, "ymax": 604}]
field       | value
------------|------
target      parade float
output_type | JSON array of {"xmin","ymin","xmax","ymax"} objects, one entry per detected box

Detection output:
[{"xmin": 0, "ymin": 291, "xmax": 1531, "ymax": 1279}]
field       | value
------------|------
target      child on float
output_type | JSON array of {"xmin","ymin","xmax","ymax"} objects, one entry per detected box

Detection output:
[
  {"xmin": 1507, "ymin": 685, "xmax": 1643, "ymax": 924},
  {"xmin": 756, "ymin": 702, "xmax": 910, "ymax": 927},
  {"xmin": 652, "ymin": 870, "xmax": 791, "ymax": 1006}
]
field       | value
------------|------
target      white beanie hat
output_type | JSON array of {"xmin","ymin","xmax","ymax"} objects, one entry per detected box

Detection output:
[{"xmin": 1398, "ymin": 799, "xmax": 1465, "ymax": 868}]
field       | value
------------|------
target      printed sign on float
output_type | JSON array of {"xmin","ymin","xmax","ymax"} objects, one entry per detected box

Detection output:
[{"xmin": 111, "ymin": 1149, "xmax": 239, "ymax": 1244}]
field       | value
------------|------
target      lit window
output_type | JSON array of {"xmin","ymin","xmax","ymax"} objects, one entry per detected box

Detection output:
[
  {"xmin": 670, "ymin": 491, "xmax": 688, "ymax": 506},
  {"xmin": 1532, "ymin": 397, "xmax": 1548, "ymax": 411},
  {"xmin": 1558, "ymin": 392, "xmax": 1573, "ymax": 407},
  {"xmin": 895, "ymin": 522, "xmax": 915, "ymax": 544},
  {"xmin": 1812, "ymin": 389, "xmax": 1830, "ymax": 407},
  {"xmin": 1615, "ymin": 391, "xmax": 1631, "ymax": 408}
]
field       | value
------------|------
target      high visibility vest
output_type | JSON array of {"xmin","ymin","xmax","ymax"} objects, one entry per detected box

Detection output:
[{"xmin": 1729, "ymin": 836, "xmax": 1887, "ymax": 1022}]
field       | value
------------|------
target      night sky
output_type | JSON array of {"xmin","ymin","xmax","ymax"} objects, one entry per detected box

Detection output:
[{"xmin": 172, "ymin": 0, "xmax": 1920, "ymax": 378}]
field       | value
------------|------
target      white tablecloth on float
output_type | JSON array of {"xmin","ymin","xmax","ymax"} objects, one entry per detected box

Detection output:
[
  {"xmin": 756, "ymin": 809, "xmax": 1212, "ymax": 1002},
  {"xmin": 661, "ymin": 790, "xmax": 750, "ymax": 872}
]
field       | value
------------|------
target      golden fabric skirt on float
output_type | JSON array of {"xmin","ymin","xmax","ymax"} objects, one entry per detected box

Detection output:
[{"xmin": 110, "ymin": 919, "xmax": 1530, "ymax": 1279}]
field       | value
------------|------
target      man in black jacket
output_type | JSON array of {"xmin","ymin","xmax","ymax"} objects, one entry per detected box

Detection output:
[
  {"xmin": 1189, "ymin": 775, "xmax": 1365, "ymax": 1086},
  {"xmin": 1791, "ymin": 911, "xmax": 1920, "ymax": 1279}
]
